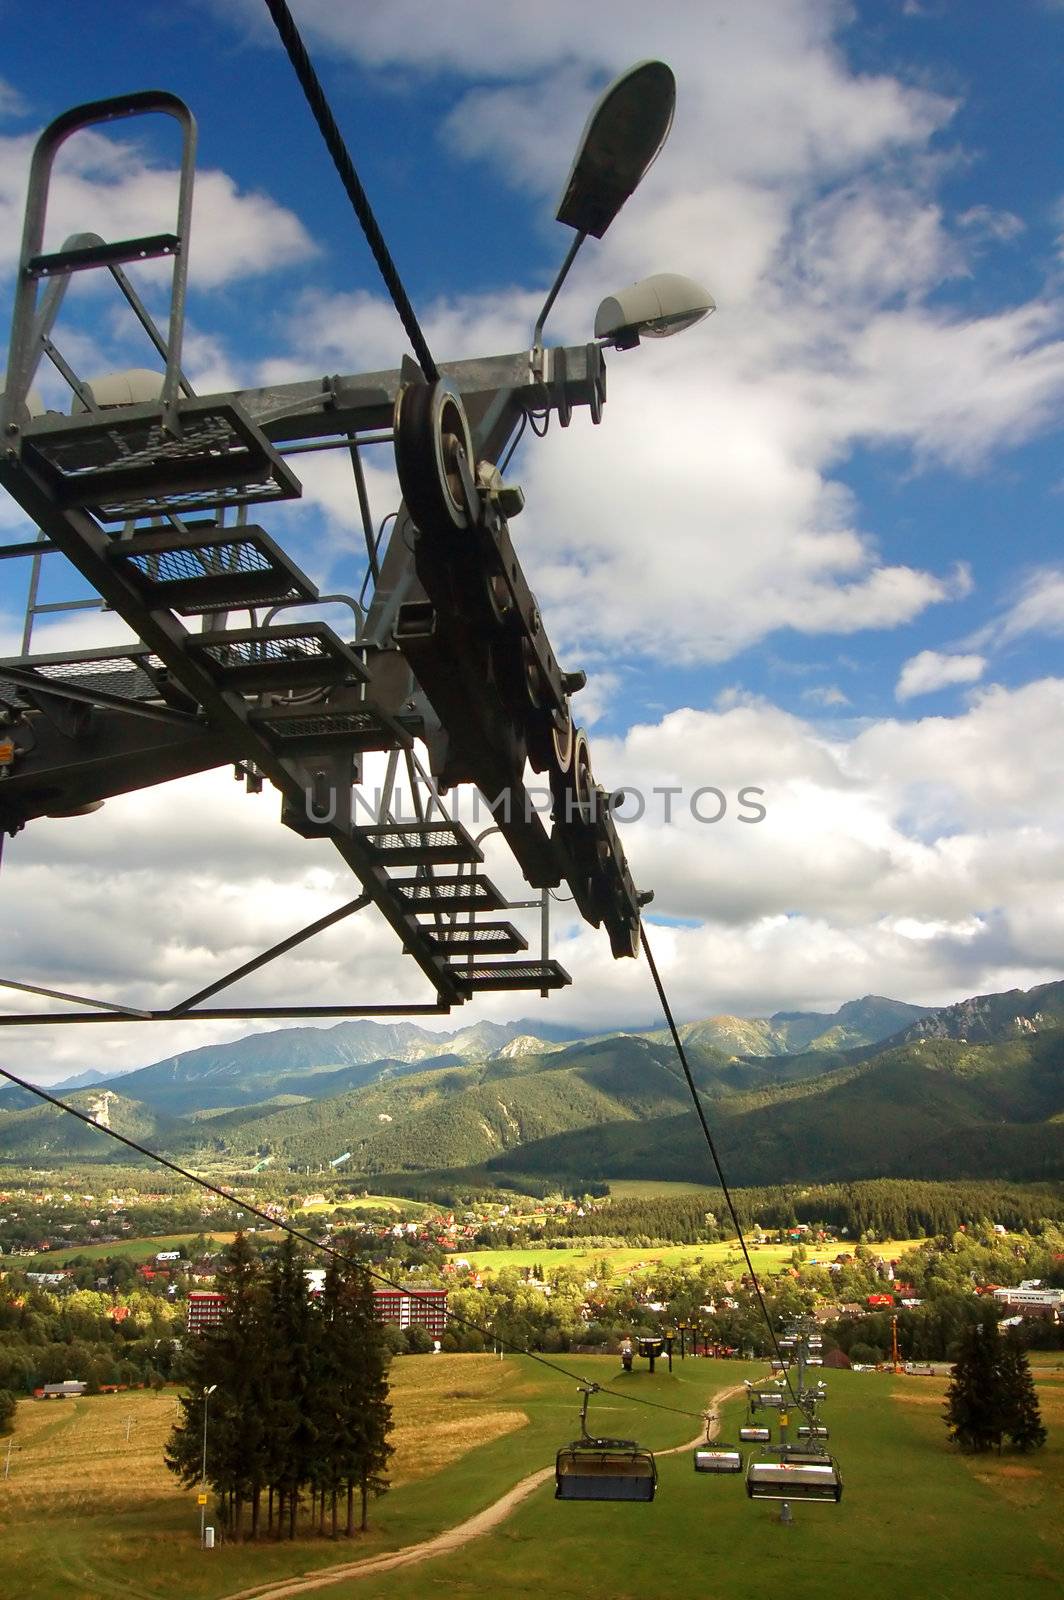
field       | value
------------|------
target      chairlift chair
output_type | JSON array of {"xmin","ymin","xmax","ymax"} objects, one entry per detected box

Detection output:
[
  {"xmin": 555, "ymin": 1384, "xmax": 657, "ymax": 1503},
  {"xmin": 556, "ymin": 1438, "xmax": 657, "ymax": 1501},
  {"xmin": 739, "ymin": 1426, "xmax": 771, "ymax": 1443},
  {"xmin": 693, "ymin": 1446, "xmax": 743, "ymax": 1474},
  {"xmin": 746, "ymin": 1451, "xmax": 843, "ymax": 1503}
]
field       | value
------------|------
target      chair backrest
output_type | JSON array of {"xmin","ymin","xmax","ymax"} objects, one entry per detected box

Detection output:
[
  {"xmin": 694, "ymin": 1448, "xmax": 742, "ymax": 1474},
  {"xmin": 746, "ymin": 1458, "xmax": 842, "ymax": 1503},
  {"xmin": 556, "ymin": 1444, "xmax": 657, "ymax": 1502}
]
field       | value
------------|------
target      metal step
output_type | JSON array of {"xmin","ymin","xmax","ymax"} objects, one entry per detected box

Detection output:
[
  {"xmin": 108, "ymin": 524, "xmax": 318, "ymax": 615},
  {"xmin": 0, "ymin": 644, "xmax": 176, "ymax": 709},
  {"xmin": 27, "ymin": 233, "xmax": 181, "ymax": 279},
  {"xmin": 395, "ymin": 874, "xmax": 505, "ymax": 912},
  {"xmin": 425, "ymin": 922, "xmax": 528, "ymax": 956},
  {"xmin": 250, "ymin": 701, "xmax": 409, "ymax": 753},
  {"xmin": 19, "ymin": 396, "xmax": 301, "ymax": 522},
  {"xmin": 361, "ymin": 823, "xmax": 483, "ymax": 867},
  {"xmin": 447, "ymin": 960, "xmax": 571, "ymax": 992},
  {"xmin": 186, "ymin": 623, "xmax": 367, "ymax": 693}
]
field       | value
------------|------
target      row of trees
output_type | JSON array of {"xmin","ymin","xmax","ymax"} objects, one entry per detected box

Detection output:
[
  {"xmin": 944, "ymin": 1321, "xmax": 1046, "ymax": 1453},
  {"xmin": 736, "ymin": 1179, "xmax": 1063, "ymax": 1241},
  {"xmin": 0, "ymin": 1282, "xmax": 181, "ymax": 1393},
  {"xmin": 165, "ymin": 1236, "xmax": 391, "ymax": 1542}
]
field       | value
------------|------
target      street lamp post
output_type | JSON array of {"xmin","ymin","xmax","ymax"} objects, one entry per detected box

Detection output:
[{"xmin": 200, "ymin": 1384, "xmax": 217, "ymax": 1549}]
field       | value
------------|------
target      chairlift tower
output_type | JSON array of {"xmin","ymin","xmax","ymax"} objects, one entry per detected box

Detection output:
[{"xmin": 0, "ymin": 69, "xmax": 712, "ymax": 1027}]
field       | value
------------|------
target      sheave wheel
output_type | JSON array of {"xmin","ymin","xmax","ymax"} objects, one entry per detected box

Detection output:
[{"xmin": 394, "ymin": 379, "xmax": 476, "ymax": 538}]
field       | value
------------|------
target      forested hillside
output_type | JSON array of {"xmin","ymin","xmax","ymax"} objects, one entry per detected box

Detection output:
[{"xmin": 3, "ymin": 981, "xmax": 1063, "ymax": 1186}]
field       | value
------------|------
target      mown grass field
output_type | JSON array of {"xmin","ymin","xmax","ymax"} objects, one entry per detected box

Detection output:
[
  {"xmin": 298, "ymin": 1195, "xmax": 433, "ymax": 1216},
  {"xmin": 19, "ymin": 1232, "xmax": 239, "ymax": 1267},
  {"xmin": 461, "ymin": 1236, "xmax": 922, "ymax": 1277},
  {"xmin": 1, "ymin": 1356, "xmax": 1060, "ymax": 1599}
]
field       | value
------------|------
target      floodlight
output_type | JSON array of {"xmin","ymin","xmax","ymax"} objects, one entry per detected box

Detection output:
[
  {"xmin": 72, "ymin": 368, "xmax": 165, "ymax": 413},
  {"xmin": 594, "ymin": 273, "xmax": 715, "ymax": 349},
  {"xmin": 533, "ymin": 60, "xmax": 677, "ymax": 352}
]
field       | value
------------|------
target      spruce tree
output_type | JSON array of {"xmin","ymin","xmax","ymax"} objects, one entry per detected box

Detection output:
[
  {"xmin": 165, "ymin": 1232, "xmax": 272, "ymax": 1538},
  {"xmin": 1000, "ymin": 1332, "xmax": 1046, "ymax": 1453},
  {"xmin": 323, "ymin": 1261, "xmax": 393, "ymax": 1534},
  {"xmin": 262, "ymin": 1236, "xmax": 315, "ymax": 1539},
  {"xmin": 943, "ymin": 1320, "xmax": 1003, "ymax": 1453}
]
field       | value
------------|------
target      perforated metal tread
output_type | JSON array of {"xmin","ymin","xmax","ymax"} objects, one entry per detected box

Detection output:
[
  {"xmin": 360, "ymin": 823, "xmax": 483, "ymax": 866},
  {"xmin": 394, "ymin": 874, "xmax": 505, "ymax": 911},
  {"xmin": 250, "ymin": 702, "xmax": 408, "ymax": 752},
  {"xmin": 425, "ymin": 922, "xmax": 527, "ymax": 955},
  {"xmin": 447, "ymin": 959, "xmax": 571, "ymax": 991},
  {"xmin": 187, "ymin": 623, "xmax": 367, "ymax": 693},
  {"xmin": 19, "ymin": 396, "xmax": 301, "ymax": 522},
  {"xmin": 108, "ymin": 524, "xmax": 317, "ymax": 615},
  {"xmin": 0, "ymin": 646, "xmax": 172, "ymax": 706}
]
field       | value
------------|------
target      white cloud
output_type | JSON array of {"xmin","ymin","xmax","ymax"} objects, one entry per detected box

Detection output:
[
  {"xmin": 0, "ymin": 127, "xmax": 316, "ymax": 287},
  {"xmin": 957, "ymin": 205, "xmax": 1025, "ymax": 244},
  {"xmin": 896, "ymin": 649, "xmax": 985, "ymax": 700},
  {"xmin": 997, "ymin": 567, "xmax": 1064, "ymax": 642},
  {"xmin": 802, "ymin": 685, "xmax": 851, "ymax": 708},
  {"xmin": 0, "ymin": 78, "xmax": 27, "ymax": 120},
  {"xmin": 4, "ymin": 681, "xmax": 1061, "ymax": 1076}
]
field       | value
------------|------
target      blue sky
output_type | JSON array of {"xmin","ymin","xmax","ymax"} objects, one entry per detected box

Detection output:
[{"xmin": 1, "ymin": 1, "xmax": 1063, "ymax": 1079}]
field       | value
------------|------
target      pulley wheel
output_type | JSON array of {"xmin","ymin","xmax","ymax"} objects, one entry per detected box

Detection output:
[
  {"xmin": 550, "ymin": 697, "xmax": 574, "ymax": 775},
  {"xmin": 394, "ymin": 378, "xmax": 476, "ymax": 538}
]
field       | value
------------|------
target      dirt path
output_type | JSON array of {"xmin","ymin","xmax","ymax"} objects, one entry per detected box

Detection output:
[{"xmin": 219, "ymin": 1384, "xmax": 745, "ymax": 1600}]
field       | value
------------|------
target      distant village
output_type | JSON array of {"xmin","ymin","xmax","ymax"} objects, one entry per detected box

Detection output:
[{"xmin": 1, "ymin": 1180, "xmax": 1060, "ymax": 1390}]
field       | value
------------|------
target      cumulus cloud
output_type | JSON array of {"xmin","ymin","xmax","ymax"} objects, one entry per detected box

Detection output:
[
  {"xmin": 5, "ymin": 680, "xmax": 1063, "ymax": 1077},
  {"xmin": 0, "ymin": 126, "xmax": 316, "ymax": 287},
  {"xmin": 896, "ymin": 649, "xmax": 986, "ymax": 700}
]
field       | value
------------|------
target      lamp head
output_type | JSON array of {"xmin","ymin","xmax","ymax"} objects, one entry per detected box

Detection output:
[
  {"xmin": 556, "ymin": 61, "xmax": 676, "ymax": 239},
  {"xmin": 594, "ymin": 273, "xmax": 715, "ymax": 348}
]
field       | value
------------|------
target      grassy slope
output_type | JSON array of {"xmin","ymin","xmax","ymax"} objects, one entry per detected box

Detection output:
[
  {"xmin": 3, "ymin": 1360, "xmax": 1061, "ymax": 1600},
  {"xmin": 320, "ymin": 1366, "xmax": 1064, "ymax": 1600}
]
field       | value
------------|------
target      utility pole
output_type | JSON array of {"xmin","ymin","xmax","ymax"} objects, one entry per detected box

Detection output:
[
  {"xmin": 123, "ymin": 1412, "xmax": 135, "ymax": 1444},
  {"xmin": 892, "ymin": 1314, "xmax": 901, "ymax": 1374},
  {"xmin": 200, "ymin": 1384, "xmax": 217, "ymax": 1548},
  {"xmin": 3, "ymin": 1436, "xmax": 16, "ymax": 1479}
]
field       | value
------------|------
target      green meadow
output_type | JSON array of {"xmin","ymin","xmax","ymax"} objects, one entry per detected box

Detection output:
[
  {"xmin": 0, "ymin": 1356, "xmax": 1060, "ymax": 1599},
  {"xmin": 460, "ymin": 1236, "xmax": 921, "ymax": 1277},
  {"xmin": 19, "ymin": 1232, "xmax": 238, "ymax": 1267}
]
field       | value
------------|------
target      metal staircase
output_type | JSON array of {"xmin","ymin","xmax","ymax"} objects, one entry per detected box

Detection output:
[{"xmin": 0, "ymin": 91, "xmax": 647, "ymax": 1023}]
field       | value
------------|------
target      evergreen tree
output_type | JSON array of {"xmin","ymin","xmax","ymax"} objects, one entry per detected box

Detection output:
[
  {"xmin": 944, "ymin": 1320, "xmax": 1004, "ymax": 1453},
  {"xmin": 331, "ymin": 1262, "xmax": 392, "ymax": 1534},
  {"xmin": 262, "ymin": 1236, "xmax": 316, "ymax": 1539},
  {"xmin": 165, "ymin": 1232, "xmax": 267, "ymax": 1537},
  {"xmin": 999, "ymin": 1332, "xmax": 1047, "ymax": 1453}
]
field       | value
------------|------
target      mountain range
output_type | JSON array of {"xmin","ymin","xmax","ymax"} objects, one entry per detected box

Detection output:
[{"xmin": 2, "ymin": 984, "xmax": 1062, "ymax": 1186}]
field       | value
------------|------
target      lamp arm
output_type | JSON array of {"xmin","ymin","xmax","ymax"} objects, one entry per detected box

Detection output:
[{"xmin": 531, "ymin": 231, "xmax": 588, "ymax": 355}]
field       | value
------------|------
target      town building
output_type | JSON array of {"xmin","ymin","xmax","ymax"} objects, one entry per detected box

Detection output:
[
  {"xmin": 188, "ymin": 1279, "xmax": 449, "ymax": 1340},
  {"xmin": 991, "ymin": 1285, "xmax": 1063, "ymax": 1318},
  {"xmin": 372, "ymin": 1286, "xmax": 448, "ymax": 1339},
  {"xmin": 186, "ymin": 1289, "xmax": 226, "ymax": 1333}
]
